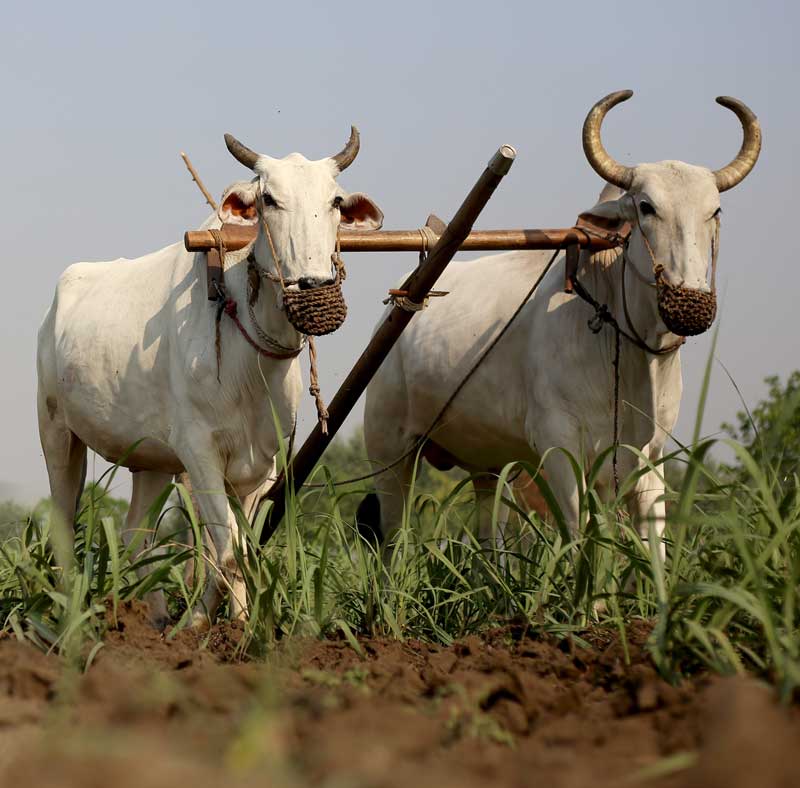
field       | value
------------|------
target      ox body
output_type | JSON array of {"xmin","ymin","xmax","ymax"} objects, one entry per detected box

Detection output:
[
  {"xmin": 37, "ymin": 129, "xmax": 382, "ymax": 626},
  {"xmin": 361, "ymin": 92, "xmax": 760, "ymax": 546}
]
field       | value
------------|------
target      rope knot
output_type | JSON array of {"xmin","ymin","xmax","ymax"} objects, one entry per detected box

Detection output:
[
  {"xmin": 588, "ymin": 304, "xmax": 612, "ymax": 333},
  {"xmin": 307, "ymin": 336, "xmax": 330, "ymax": 435},
  {"xmin": 332, "ymin": 252, "xmax": 347, "ymax": 282},
  {"xmin": 383, "ymin": 289, "xmax": 449, "ymax": 312}
]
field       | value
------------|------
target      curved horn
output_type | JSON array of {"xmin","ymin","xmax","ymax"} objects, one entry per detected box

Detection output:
[
  {"xmin": 582, "ymin": 90, "xmax": 635, "ymax": 190},
  {"xmin": 712, "ymin": 97, "xmax": 762, "ymax": 192},
  {"xmin": 224, "ymin": 133, "xmax": 260, "ymax": 170},
  {"xmin": 331, "ymin": 126, "xmax": 360, "ymax": 172}
]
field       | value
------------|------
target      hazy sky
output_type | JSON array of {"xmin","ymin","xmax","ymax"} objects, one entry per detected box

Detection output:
[{"xmin": 2, "ymin": 0, "xmax": 797, "ymax": 501}]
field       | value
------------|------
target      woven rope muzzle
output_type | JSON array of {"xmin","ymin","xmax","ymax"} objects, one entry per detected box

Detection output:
[
  {"xmin": 282, "ymin": 254, "xmax": 348, "ymax": 336},
  {"xmin": 638, "ymin": 211, "xmax": 720, "ymax": 338},
  {"xmin": 654, "ymin": 267, "xmax": 717, "ymax": 336},
  {"xmin": 258, "ymin": 196, "xmax": 348, "ymax": 337}
]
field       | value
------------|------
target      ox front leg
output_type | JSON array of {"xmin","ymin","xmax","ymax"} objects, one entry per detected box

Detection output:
[
  {"xmin": 178, "ymin": 446, "xmax": 247, "ymax": 627},
  {"xmin": 472, "ymin": 474, "xmax": 508, "ymax": 551},
  {"xmin": 124, "ymin": 470, "xmax": 174, "ymax": 629},
  {"xmin": 628, "ymin": 467, "xmax": 667, "ymax": 561},
  {"xmin": 532, "ymin": 416, "xmax": 585, "ymax": 541},
  {"xmin": 38, "ymin": 416, "xmax": 87, "ymax": 561}
]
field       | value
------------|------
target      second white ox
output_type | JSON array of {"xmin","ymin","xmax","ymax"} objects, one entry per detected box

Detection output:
[
  {"xmin": 37, "ymin": 129, "xmax": 383, "ymax": 626},
  {"xmin": 360, "ymin": 91, "xmax": 760, "ymax": 546}
]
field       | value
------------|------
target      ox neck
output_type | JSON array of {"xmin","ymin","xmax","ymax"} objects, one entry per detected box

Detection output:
[{"xmin": 580, "ymin": 248, "xmax": 682, "ymax": 357}]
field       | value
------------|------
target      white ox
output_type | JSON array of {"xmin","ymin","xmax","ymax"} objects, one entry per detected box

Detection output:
[
  {"xmin": 360, "ymin": 91, "xmax": 761, "ymax": 547},
  {"xmin": 37, "ymin": 129, "xmax": 383, "ymax": 627}
]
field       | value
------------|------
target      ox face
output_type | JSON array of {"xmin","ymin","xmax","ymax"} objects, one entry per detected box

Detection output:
[
  {"xmin": 580, "ymin": 90, "xmax": 761, "ymax": 335},
  {"xmin": 585, "ymin": 161, "xmax": 721, "ymax": 292},
  {"xmin": 220, "ymin": 128, "xmax": 383, "ymax": 290}
]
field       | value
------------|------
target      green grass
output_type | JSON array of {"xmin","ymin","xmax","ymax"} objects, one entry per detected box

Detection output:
[
  {"xmin": 1, "ymin": 352, "xmax": 799, "ymax": 699},
  {"xmin": 1, "ymin": 431, "xmax": 798, "ymax": 700}
]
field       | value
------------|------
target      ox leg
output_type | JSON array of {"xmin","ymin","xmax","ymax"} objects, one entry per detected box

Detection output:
[
  {"xmin": 223, "ymin": 475, "xmax": 277, "ymax": 622},
  {"xmin": 177, "ymin": 449, "xmax": 243, "ymax": 627},
  {"xmin": 39, "ymin": 421, "xmax": 87, "ymax": 556},
  {"xmin": 363, "ymin": 417, "xmax": 417, "ymax": 541},
  {"xmin": 123, "ymin": 470, "xmax": 174, "ymax": 629},
  {"xmin": 627, "ymin": 467, "xmax": 667, "ymax": 561},
  {"xmin": 370, "ymin": 454, "xmax": 416, "ymax": 543},
  {"xmin": 472, "ymin": 474, "xmax": 508, "ymax": 550},
  {"xmin": 539, "ymin": 449, "xmax": 583, "ymax": 541}
]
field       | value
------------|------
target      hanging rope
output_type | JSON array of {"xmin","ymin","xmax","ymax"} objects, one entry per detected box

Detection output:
[
  {"xmin": 572, "ymin": 214, "xmax": 721, "ymax": 496},
  {"xmin": 308, "ymin": 336, "xmax": 329, "ymax": 434},
  {"xmin": 611, "ymin": 323, "xmax": 622, "ymax": 496},
  {"xmin": 209, "ymin": 228, "xmax": 227, "ymax": 382}
]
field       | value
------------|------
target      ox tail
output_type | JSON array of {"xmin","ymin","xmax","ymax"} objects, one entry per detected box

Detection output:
[{"xmin": 355, "ymin": 493, "xmax": 382, "ymax": 547}]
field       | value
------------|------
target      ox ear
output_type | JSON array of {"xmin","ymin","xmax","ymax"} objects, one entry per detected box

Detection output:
[
  {"xmin": 577, "ymin": 191, "xmax": 632, "ymax": 234},
  {"xmin": 339, "ymin": 192, "xmax": 384, "ymax": 230},
  {"xmin": 218, "ymin": 182, "xmax": 259, "ymax": 226}
]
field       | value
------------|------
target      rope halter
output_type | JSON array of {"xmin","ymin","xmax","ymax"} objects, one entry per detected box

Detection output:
[
  {"xmin": 630, "ymin": 206, "xmax": 720, "ymax": 338},
  {"xmin": 254, "ymin": 192, "xmax": 348, "ymax": 336}
]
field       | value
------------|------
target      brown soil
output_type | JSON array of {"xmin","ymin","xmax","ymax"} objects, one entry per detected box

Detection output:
[{"xmin": 0, "ymin": 601, "xmax": 798, "ymax": 788}]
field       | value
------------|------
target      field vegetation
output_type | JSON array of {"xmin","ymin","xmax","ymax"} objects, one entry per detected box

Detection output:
[
  {"xmin": 1, "ymin": 366, "xmax": 799, "ymax": 787},
  {"xmin": 1, "ymin": 366, "xmax": 798, "ymax": 698}
]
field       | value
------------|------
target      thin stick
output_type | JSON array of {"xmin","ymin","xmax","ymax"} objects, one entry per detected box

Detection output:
[{"xmin": 180, "ymin": 151, "xmax": 218, "ymax": 211}]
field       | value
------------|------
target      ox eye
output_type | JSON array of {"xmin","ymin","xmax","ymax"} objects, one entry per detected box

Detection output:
[
  {"xmin": 261, "ymin": 192, "xmax": 277, "ymax": 208},
  {"xmin": 332, "ymin": 196, "xmax": 344, "ymax": 209},
  {"xmin": 712, "ymin": 207, "xmax": 722, "ymax": 219},
  {"xmin": 639, "ymin": 200, "xmax": 656, "ymax": 217}
]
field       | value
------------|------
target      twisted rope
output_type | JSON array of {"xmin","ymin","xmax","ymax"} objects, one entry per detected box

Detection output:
[
  {"xmin": 308, "ymin": 337, "xmax": 329, "ymax": 434},
  {"xmin": 383, "ymin": 289, "xmax": 449, "ymax": 312}
]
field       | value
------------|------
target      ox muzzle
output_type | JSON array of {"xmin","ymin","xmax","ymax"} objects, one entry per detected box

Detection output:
[
  {"xmin": 282, "ymin": 257, "xmax": 348, "ymax": 336},
  {"xmin": 654, "ymin": 267, "xmax": 717, "ymax": 336}
]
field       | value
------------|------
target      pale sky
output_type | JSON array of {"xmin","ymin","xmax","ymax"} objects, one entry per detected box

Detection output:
[{"xmin": 2, "ymin": 0, "xmax": 797, "ymax": 501}]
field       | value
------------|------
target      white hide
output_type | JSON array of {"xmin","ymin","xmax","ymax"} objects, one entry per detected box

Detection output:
[
  {"xmin": 37, "ymin": 151, "xmax": 382, "ymax": 626},
  {"xmin": 363, "ymin": 161, "xmax": 723, "ymax": 545}
]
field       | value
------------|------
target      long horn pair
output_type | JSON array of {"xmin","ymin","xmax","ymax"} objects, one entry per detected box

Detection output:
[
  {"xmin": 582, "ymin": 90, "xmax": 761, "ymax": 192},
  {"xmin": 223, "ymin": 126, "xmax": 360, "ymax": 172}
]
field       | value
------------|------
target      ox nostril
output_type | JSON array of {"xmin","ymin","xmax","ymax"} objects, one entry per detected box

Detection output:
[{"xmin": 298, "ymin": 276, "xmax": 335, "ymax": 290}]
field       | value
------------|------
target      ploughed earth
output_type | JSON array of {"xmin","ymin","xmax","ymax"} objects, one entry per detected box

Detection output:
[{"xmin": 1, "ymin": 603, "xmax": 798, "ymax": 788}]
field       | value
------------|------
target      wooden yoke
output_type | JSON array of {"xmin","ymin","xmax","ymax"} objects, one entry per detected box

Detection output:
[
  {"xmin": 185, "ymin": 225, "xmax": 622, "ymax": 255},
  {"xmin": 564, "ymin": 215, "xmax": 632, "ymax": 293}
]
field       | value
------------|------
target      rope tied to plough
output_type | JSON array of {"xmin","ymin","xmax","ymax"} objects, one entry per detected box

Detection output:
[
  {"xmin": 298, "ymin": 246, "xmax": 564, "ymax": 488},
  {"xmin": 383, "ymin": 225, "xmax": 449, "ymax": 311},
  {"xmin": 383, "ymin": 289, "xmax": 449, "ymax": 312}
]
